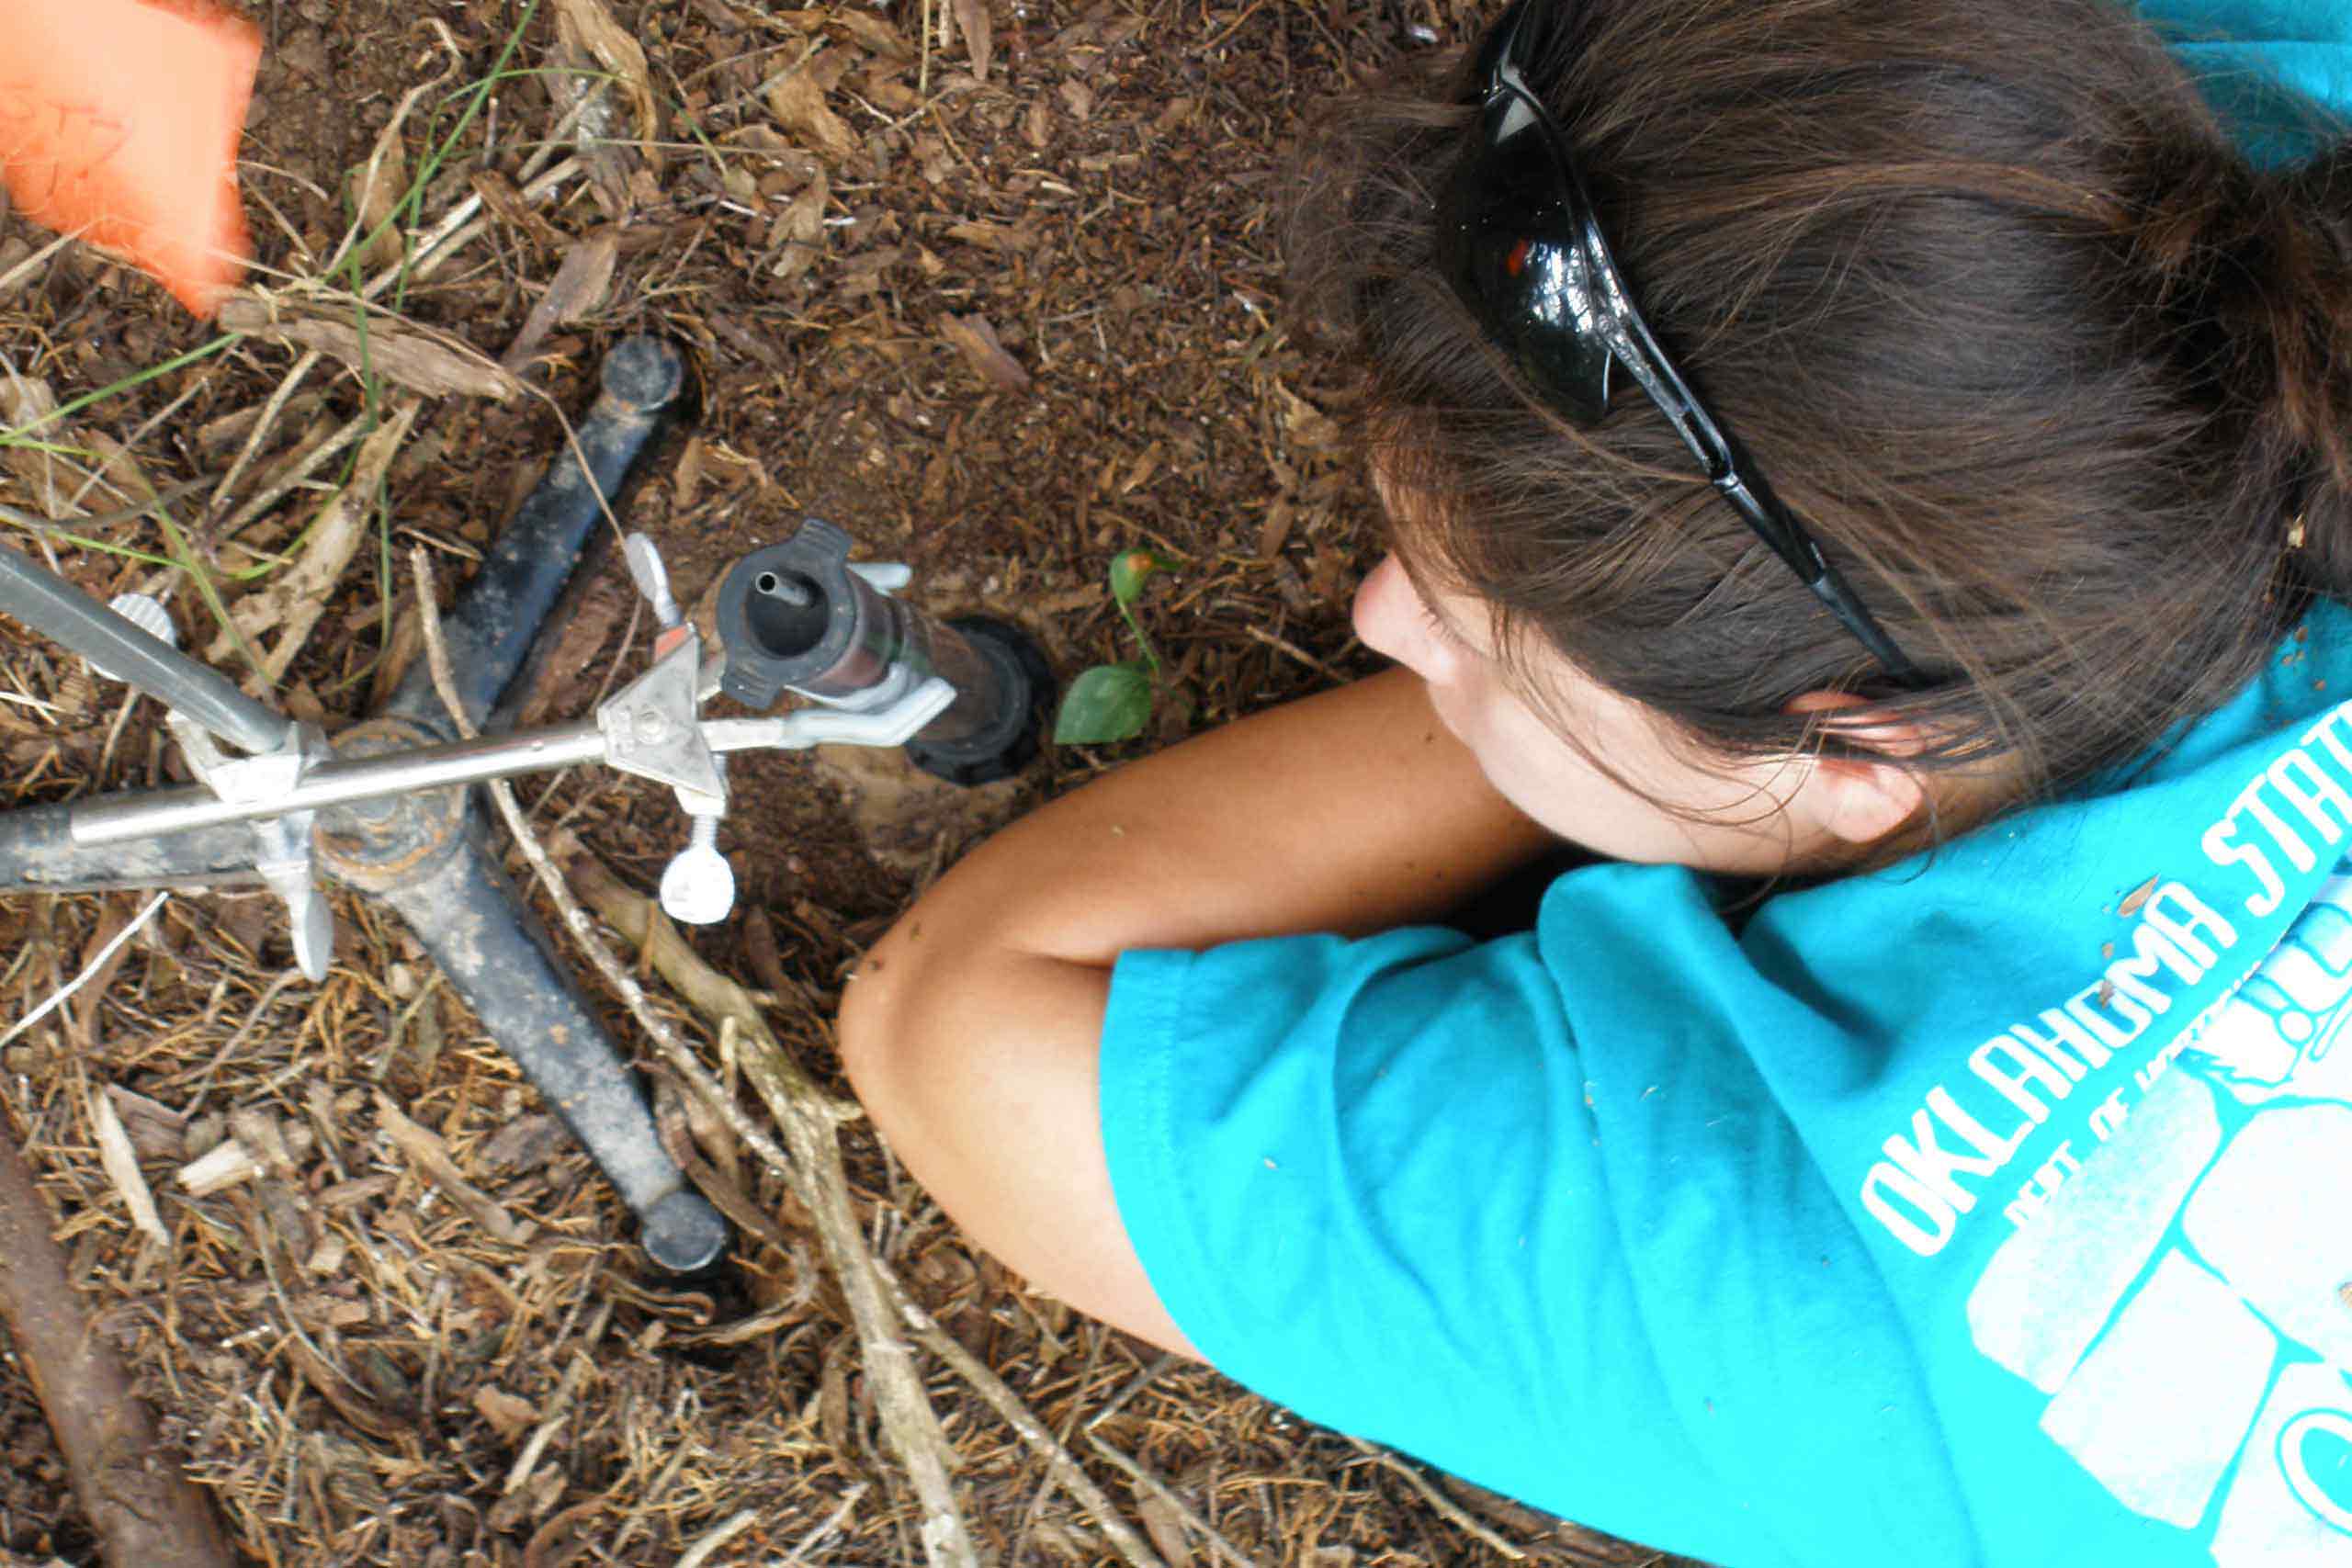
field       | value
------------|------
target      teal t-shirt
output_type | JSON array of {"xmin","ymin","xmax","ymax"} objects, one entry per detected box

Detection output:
[
  {"xmin": 1098, "ymin": 14, "xmax": 2352, "ymax": 1565},
  {"xmin": 1103, "ymin": 622, "xmax": 2352, "ymax": 1568},
  {"xmin": 2142, "ymin": 0, "xmax": 2352, "ymax": 161}
]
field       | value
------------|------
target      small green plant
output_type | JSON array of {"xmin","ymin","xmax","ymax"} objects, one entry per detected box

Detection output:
[{"xmin": 1053, "ymin": 548, "xmax": 1176, "ymax": 745}]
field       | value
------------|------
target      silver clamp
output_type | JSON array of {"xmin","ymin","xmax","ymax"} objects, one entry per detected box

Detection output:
[
  {"xmin": 616, "ymin": 535, "xmax": 739, "ymax": 925},
  {"xmin": 611, "ymin": 536, "xmax": 955, "ymax": 927},
  {"xmin": 99, "ymin": 600, "xmax": 334, "ymax": 983},
  {"xmin": 163, "ymin": 710, "xmax": 336, "ymax": 984}
]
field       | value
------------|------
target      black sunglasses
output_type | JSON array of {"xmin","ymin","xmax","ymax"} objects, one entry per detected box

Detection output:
[{"xmin": 1436, "ymin": 0, "xmax": 1928, "ymax": 687}]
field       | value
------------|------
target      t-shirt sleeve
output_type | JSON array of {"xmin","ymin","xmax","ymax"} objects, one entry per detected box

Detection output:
[
  {"xmin": 1099, "ymin": 867, "xmax": 1984, "ymax": 1568},
  {"xmin": 1097, "ymin": 921, "xmax": 1778, "ymax": 1566}
]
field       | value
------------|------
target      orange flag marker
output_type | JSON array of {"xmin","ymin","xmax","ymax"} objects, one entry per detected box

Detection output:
[{"xmin": 0, "ymin": 0, "xmax": 261, "ymax": 317}]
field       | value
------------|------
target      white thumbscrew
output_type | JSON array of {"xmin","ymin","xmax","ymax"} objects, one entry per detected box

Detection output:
[
  {"xmin": 85, "ymin": 593, "xmax": 177, "ymax": 682},
  {"xmin": 659, "ymin": 807, "xmax": 735, "ymax": 925}
]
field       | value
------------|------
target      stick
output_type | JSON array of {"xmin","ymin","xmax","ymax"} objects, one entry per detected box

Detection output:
[
  {"xmin": 0, "ymin": 893, "xmax": 169, "ymax": 1053},
  {"xmin": 1086, "ymin": 1432, "xmax": 1264, "ymax": 1568},
  {"xmin": 892, "ymin": 1289, "xmax": 1169, "ymax": 1568},
  {"xmin": 673, "ymin": 1507, "xmax": 757, "ymax": 1568},
  {"xmin": 0, "ymin": 1102, "xmax": 233, "ymax": 1566},
  {"xmin": 1344, "ymin": 1438, "xmax": 1530, "ymax": 1560},
  {"xmin": 561, "ymin": 861, "xmax": 980, "ymax": 1568}
]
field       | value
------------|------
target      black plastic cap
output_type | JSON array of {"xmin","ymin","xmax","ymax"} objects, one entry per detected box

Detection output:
[
  {"xmin": 641, "ymin": 1188, "xmax": 731, "ymax": 1273},
  {"xmin": 903, "ymin": 615, "xmax": 1057, "ymax": 787}
]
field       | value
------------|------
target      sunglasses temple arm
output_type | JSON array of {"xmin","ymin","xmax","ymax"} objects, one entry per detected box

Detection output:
[
  {"xmin": 1808, "ymin": 569, "xmax": 1929, "ymax": 688},
  {"xmin": 1716, "ymin": 468, "xmax": 1928, "ymax": 687}
]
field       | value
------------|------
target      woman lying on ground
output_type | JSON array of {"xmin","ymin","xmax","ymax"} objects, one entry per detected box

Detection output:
[{"xmin": 838, "ymin": 0, "xmax": 2352, "ymax": 1562}]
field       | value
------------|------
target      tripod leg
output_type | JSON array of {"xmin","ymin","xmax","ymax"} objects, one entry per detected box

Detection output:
[
  {"xmin": 382, "ymin": 336, "xmax": 684, "ymax": 733},
  {"xmin": 372, "ymin": 824, "xmax": 729, "ymax": 1273},
  {"xmin": 0, "ymin": 800, "xmax": 262, "ymax": 894},
  {"xmin": 0, "ymin": 541, "xmax": 292, "ymax": 756}
]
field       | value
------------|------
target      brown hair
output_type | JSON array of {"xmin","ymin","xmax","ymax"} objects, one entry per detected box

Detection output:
[{"xmin": 1292, "ymin": 0, "xmax": 2352, "ymax": 852}]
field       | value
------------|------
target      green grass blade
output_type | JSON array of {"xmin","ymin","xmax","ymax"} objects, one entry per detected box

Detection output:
[{"xmin": 0, "ymin": 336, "xmax": 235, "ymax": 447}]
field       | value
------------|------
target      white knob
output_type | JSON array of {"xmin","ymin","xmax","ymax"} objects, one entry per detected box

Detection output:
[
  {"xmin": 86, "ymin": 593, "xmax": 176, "ymax": 682},
  {"xmin": 659, "ymin": 830, "xmax": 735, "ymax": 926}
]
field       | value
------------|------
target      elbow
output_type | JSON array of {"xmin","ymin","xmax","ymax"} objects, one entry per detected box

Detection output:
[
  {"xmin": 836, "ymin": 908, "xmax": 921, "ymax": 1117},
  {"xmin": 838, "ymin": 895, "xmax": 980, "ymax": 1142}
]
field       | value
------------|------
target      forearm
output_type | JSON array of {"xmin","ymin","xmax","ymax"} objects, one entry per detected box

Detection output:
[
  {"xmin": 833, "ymin": 667, "xmax": 1555, "ymax": 1350},
  {"xmin": 914, "ymin": 666, "xmax": 1558, "ymax": 969}
]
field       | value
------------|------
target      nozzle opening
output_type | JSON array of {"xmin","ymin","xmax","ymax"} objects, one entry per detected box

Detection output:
[{"xmin": 745, "ymin": 570, "xmax": 827, "ymax": 658}]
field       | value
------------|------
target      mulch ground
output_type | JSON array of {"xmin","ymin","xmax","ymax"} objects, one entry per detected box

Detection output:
[{"xmin": 0, "ymin": 1, "xmax": 1691, "ymax": 1562}]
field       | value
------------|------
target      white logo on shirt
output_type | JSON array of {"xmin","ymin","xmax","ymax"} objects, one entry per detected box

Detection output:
[{"xmin": 1963, "ymin": 866, "xmax": 2352, "ymax": 1561}]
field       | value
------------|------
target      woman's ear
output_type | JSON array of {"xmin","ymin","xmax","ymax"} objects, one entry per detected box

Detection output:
[{"xmin": 1782, "ymin": 691, "xmax": 1930, "ymax": 849}]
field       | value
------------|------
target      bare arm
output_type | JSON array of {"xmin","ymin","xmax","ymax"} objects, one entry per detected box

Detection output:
[{"xmin": 835, "ymin": 668, "xmax": 1556, "ymax": 1352}]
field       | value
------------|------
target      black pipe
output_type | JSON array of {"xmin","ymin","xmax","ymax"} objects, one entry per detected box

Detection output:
[
  {"xmin": 370, "ymin": 819, "xmax": 729, "ymax": 1273},
  {"xmin": 385, "ymin": 336, "xmax": 684, "ymax": 732},
  {"xmin": 334, "ymin": 337, "xmax": 729, "ymax": 1273},
  {"xmin": 0, "ymin": 800, "xmax": 261, "ymax": 894}
]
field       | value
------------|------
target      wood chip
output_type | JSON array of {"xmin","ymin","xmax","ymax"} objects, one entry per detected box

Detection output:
[
  {"xmin": 218, "ymin": 296, "xmax": 522, "ymax": 402},
  {"xmin": 938, "ymin": 313, "xmax": 1031, "ymax": 394},
  {"xmin": 469, "ymin": 169, "xmax": 566, "ymax": 249},
  {"xmin": 502, "ymin": 230, "xmax": 620, "ymax": 370},
  {"xmin": 89, "ymin": 1089, "xmax": 166, "ymax": 1246},
  {"xmin": 345, "ymin": 111, "xmax": 412, "ymax": 272},
  {"xmin": 176, "ymin": 1138, "xmax": 264, "ymax": 1198},
  {"xmin": 951, "ymin": 0, "xmax": 993, "ymax": 76},
  {"xmin": 1276, "ymin": 382, "xmax": 1342, "ymax": 450},
  {"xmin": 104, "ymin": 1085, "xmax": 188, "ymax": 1162},
  {"xmin": 372, "ymin": 1093, "xmax": 534, "ymax": 1247},
  {"xmin": 227, "ymin": 1107, "xmax": 298, "ymax": 1176},
  {"xmin": 768, "ymin": 175, "xmax": 830, "ymax": 281},
  {"xmin": 829, "ymin": 8, "xmax": 914, "ymax": 60},
  {"xmin": 473, "ymin": 1387, "xmax": 539, "ymax": 1442},
  {"xmin": 554, "ymin": 0, "xmax": 660, "ymax": 158},
  {"xmin": 765, "ymin": 57, "xmax": 856, "ymax": 161},
  {"xmin": 1136, "ymin": 1492, "xmax": 1194, "ymax": 1568},
  {"xmin": 944, "ymin": 220, "xmax": 1035, "ymax": 253}
]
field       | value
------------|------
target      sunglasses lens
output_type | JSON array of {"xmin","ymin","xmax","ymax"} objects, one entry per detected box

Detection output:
[{"xmin": 1439, "ymin": 131, "xmax": 1616, "ymax": 426}]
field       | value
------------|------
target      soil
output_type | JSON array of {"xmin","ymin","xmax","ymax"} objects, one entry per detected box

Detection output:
[{"xmin": 0, "ymin": 1, "xmax": 1691, "ymax": 1563}]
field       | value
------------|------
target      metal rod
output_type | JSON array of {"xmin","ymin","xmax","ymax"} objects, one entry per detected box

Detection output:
[
  {"xmin": 67, "ymin": 685, "xmax": 968, "ymax": 847},
  {"xmin": 0, "ymin": 542, "xmax": 293, "ymax": 757},
  {"xmin": 69, "ymin": 723, "xmax": 610, "ymax": 844}
]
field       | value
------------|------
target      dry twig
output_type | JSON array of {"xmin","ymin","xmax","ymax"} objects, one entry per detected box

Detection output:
[
  {"xmin": 1344, "ymin": 1438, "xmax": 1532, "ymax": 1560},
  {"xmin": 1085, "ymin": 1433, "xmax": 1263, "ymax": 1568},
  {"xmin": 561, "ymin": 859, "xmax": 982, "ymax": 1568},
  {"xmin": 0, "ymin": 1103, "xmax": 232, "ymax": 1566},
  {"xmin": 892, "ymin": 1289, "xmax": 1169, "ymax": 1568}
]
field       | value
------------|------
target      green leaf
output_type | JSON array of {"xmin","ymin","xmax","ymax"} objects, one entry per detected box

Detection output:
[
  {"xmin": 1108, "ymin": 549, "xmax": 1171, "ymax": 610},
  {"xmin": 1054, "ymin": 661, "xmax": 1155, "ymax": 745}
]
